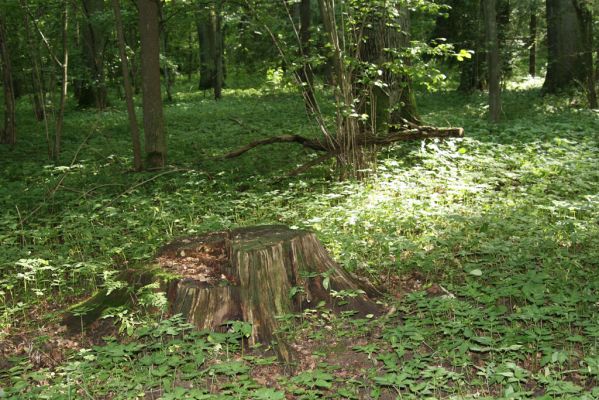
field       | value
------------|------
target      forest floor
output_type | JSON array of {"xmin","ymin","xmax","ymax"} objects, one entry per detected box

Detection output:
[{"xmin": 1, "ymin": 79, "xmax": 598, "ymax": 399}]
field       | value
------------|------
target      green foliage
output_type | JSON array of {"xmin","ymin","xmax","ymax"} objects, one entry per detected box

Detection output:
[{"xmin": 1, "ymin": 80, "xmax": 598, "ymax": 398}]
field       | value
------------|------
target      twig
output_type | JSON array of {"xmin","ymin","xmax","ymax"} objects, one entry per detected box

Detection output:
[
  {"xmin": 222, "ymin": 134, "xmax": 326, "ymax": 159},
  {"xmin": 15, "ymin": 205, "xmax": 25, "ymax": 246},
  {"xmin": 228, "ymin": 117, "xmax": 258, "ymax": 133},
  {"xmin": 286, "ymin": 153, "xmax": 334, "ymax": 177}
]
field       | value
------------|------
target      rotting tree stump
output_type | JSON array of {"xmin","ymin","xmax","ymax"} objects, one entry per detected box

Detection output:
[
  {"xmin": 156, "ymin": 225, "xmax": 380, "ymax": 361},
  {"xmin": 63, "ymin": 225, "xmax": 379, "ymax": 361}
]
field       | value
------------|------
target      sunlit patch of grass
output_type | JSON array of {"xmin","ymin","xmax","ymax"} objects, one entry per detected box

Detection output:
[{"xmin": 1, "ymin": 83, "xmax": 598, "ymax": 398}]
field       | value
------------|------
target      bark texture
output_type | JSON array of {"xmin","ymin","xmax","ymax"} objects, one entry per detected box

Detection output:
[
  {"xmin": 113, "ymin": 0, "xmax": 143, "ymax": 171},
  {"xmin": 79, "ymin": 0, "xmax": 107, "ymax": 109},
  {"xmin": 528, "ymin": 9, "xmax": 537, "ymax": 76},
  {"xmin": 483, "ymin": 0, "xmax": 501, "ymax": 122},
  {"xmin": 64, "ymin": 226, "xmax": 380, "ymax": 362},
  {"xmin": 543, "ymin": 0, "xmax": 593, "ymax": 93},
  {"xmin": 297, "ymin": 0, "xmax": 316, "ymax": 113},
  {"xmin": 0, "ymin": 15, "xmax": 16, "ymax": 145},
  {"xmin": 157, "ymin": 225, "xmax": 379, "ymax": 361},
  {"xmin": 138, "ymin": 0, "xmax": 167, "ymax": 168}
]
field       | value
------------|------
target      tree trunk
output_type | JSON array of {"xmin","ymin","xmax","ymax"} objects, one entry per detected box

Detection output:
[
  {"xmin": 79, "ymin": 0, "xmax": 107, "ymax": 109},
  {"xmin": 162, "ymin": 29, "xmax": 173, "ymax": 102},
  {"xmin": 528, "ymin": 9, "xmax": 537, "ymax": 76},
  {"xmin": 297, "ymin": 0, "xmax": 316, "ymax": 113},
  {"xmin": 0, "ymin": 15, "xmax": 16, "ymax": 146},
  {"xmin": 576, "ymin": 2, "xmax": 597, "ymax": 108},
  {"xmin": 458, "ymin": 2, "xmax": 486, "ymax": 92},
  {"xmin": 113, "ymin": 0, "xmax": 143, "ymax": 171},
  {"xmin": 543, "ymin": 0, "xmax": 592, "ymax": 93},
  {"xmin": 197, "ymin": 5, "xmax": 216, "ymax": 91},
  {"xmin": 138, "ymin": 0, "xmax": 167, "ymax": 169},
  {"xmin": 361, "ymin": 5, "xmax": 420, "ymax": 133},
  {"xmin": 483, "ymin": 0, "xmax": 501, "ymax": 122},
  {"xmin": 54, "ymin": 2, "xmax": 69, "ymax": 161},
  {"xmin": 157, "ymin": 225, "xmax": 379, "ymax": 361},
  {"xmin": 213, "ymin": 0, "xmax": 223, "ymax": 100},
  {"xmin": 64, "ymin": 226, "xmax": 380, "ymax": 362}
]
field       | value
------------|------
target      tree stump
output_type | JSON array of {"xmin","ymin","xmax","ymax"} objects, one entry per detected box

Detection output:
[{"xmin": 156, "ymin": 225, "xmax": 379, "ymax": 361}]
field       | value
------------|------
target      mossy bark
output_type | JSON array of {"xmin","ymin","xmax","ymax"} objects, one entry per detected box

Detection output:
[
  {"xmin": 64, "ymin": 226, "xmax": 379, "ymax": 361},
  {"xmin": 160, "ymin": 225, "xmax": 379, "ymax": 361}
]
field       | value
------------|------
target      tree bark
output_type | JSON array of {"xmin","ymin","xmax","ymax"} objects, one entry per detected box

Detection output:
[
  {"xmin": 158, "ymin": 226, "xmax": 380, "ymax": 361},
  {"xmin": 361, "ymin": 4, "xmax": 420, "ymax": 134},
  {"xmin": 54, "ymin": 2, "xmax": 69, "ymax": 161},
  {"xmin": 64, "ymin": 226, "xmax": 380, "ymax": 362},
  {"xmin": 113, "ymin": 0, "xmax": 143, "ymax": 171},
  {"xmin": 543, "ymin": 0, "xmax": 592, "ymax": 93},
  {"xmin": 138, "ymin": 0, "xmax": 167, "ymax": 169},
  {"xmin": 0, "ymin": 14, "xmax": 16, "ymax": 145},
  {"xmin": 79, "ymin": 0, "xmax": 107, "ymax": 109},
  {"xmin": 457, "ymin": 1, "xmax": 486, "ymax": 92},
  {"xmin": 297, "ymin": 0, "xmax": 317, "ymax": 113},
  {"xmin": 213, "ymin": 0, "xmax": 223, "ymax": 100},
  {"xmin": 483, "ymin": 0, "xmax": 501, "ymax": 122},
  {"xmin": 528, "ymin": 9, "xmax": 537, "ymax": 76},
  {"xmin": 197, "ymin": 4, "xmax": 216, "ymax": 91}
]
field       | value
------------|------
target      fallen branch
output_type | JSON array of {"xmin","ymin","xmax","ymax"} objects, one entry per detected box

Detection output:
[
  {"xmin": 222, "ymin": 126, "xmax": 464, "ymax": 160},
  {"xmin": 285, "ymin": 153, "xmax": 335, "ymax": 178},
  {"xmin": 222, "ymin": 134, "xmax": 326, "ymax": 159},
  {"xmin": 361, "ymin": 126, "xmax": 464, "ymax": 146}
]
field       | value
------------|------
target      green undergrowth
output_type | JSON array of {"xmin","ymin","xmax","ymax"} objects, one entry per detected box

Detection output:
[{"xmin": 1, "ymin": 80, "xmax": 598, "ymax": 398}]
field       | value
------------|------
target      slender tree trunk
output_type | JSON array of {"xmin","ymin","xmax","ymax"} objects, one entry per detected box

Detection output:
[
  {"xmin": 162, "ymin": 29, "xmax": 173, "ymax": 102},
  {"xmin": 113, "ymin": 0, "xmax": 143, "ymax": 171},
  {"xmin": 54, "ymin": 3, "xmax": 69, "ymax": 160},
  {"xmin": 483, "ymin": 0, "xmax": 501, "ymax": 123},
  {"xmin": 21, "ymin": 0, "xmax": 48, "ymax": 140},
  {"xmin": 391, "ymin": 8, "xmax": 420, "ymax": 125},
  {"xmin": 576, "ymin": 1, "xmax": 596, "ymax": 108},
  {"xmin": 458, "ymin": 3, "xmax": 486, "ymax": 92},
  {"xmin": 0, "ymin": 15, "xmax": 16, "ymax": 145},
  {"xmin": 187, "ymin": 30, "xmax": 193, "ymax": 82},
  {"xmin": 298, "ymin": 0, "xmax": 316, "ymax": 113},
  {"xmin": 197, "ymin": 5, "xmax": 216, "ymax": 91},
  {"xmin": 213, "ymin": 0, "xmax": 223, "ymax": 100},
  {"xmin": 79, "ymin": 0, "xmax": 107, "ymax": 109},
  {"xmin": 528, "ymin": 10, "xmax": 537, "ymax": 76},
  {"xmin": 138, "ymin": 0, "xmax": 167, "ymax": 169}
]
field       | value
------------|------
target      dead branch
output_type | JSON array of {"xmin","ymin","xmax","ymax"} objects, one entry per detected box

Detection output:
[
  {"xmin": 286, "ymin": 153, "xmax": 335, "ymax": 178},
  {"xmin": 222, "ymin": 126, "xmax": 463, "ymax": 160},
  {"xmin": 222, "ymin": 134, "xmax": 326, "ymax": 159},
  {"xmin": 361, "ymin": 126, "xmax": 464, "ymax": 146}
]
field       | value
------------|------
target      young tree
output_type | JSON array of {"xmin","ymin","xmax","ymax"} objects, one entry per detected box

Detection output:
[
  {"xmin": 483, "ymin": 0, "xmax": 501, "ymax": 122},
  {"xmin": 528, "ymin": 0, "xmax": 538, "ymax": 76},
  {"xmin": 138, "ymin": 0, "xmax": 167, "ymax": 168},
  {"xmin": 196, "ymin": 0, "xmax": 224, "ymax": 99},
  {"xmin": 543, "ymin": 0, "xmax": 594, "ymax": 94},
  {"xmin": 79, "ymin": 0, "xmax": 108, "ymax": 109},
  {"xmin": 113, "ymin": 0, "xmax": 143, "ymax": 171},
  {"xmin": 54, "ymin": 1, "xmax": 69, "ymax": 161},
  {"xmin": 0, "ymin": 14, "xmax": 16, "ymax": 145},
  {"xmin": 297, "ymin": 0, "xmax": 316, "ymax": 112}
]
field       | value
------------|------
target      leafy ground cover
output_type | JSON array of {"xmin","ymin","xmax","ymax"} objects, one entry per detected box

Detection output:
[{"xmin": 1, "ymin": 80, "xmax": 598, "ymax": 399}]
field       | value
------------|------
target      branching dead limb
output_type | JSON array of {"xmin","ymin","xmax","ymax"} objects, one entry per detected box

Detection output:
[
  {"xmin": 222, "ymin": 126, "xmax": 464, "ymax": 160},
  {"xmin": 222, "ymin": 134, "xmax": 327, "ymax": 159}
]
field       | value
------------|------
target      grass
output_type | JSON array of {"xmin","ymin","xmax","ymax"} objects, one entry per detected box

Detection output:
[{"xmin": 0, "ymin": 78, "xmax": 598, "ymax": 399}]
